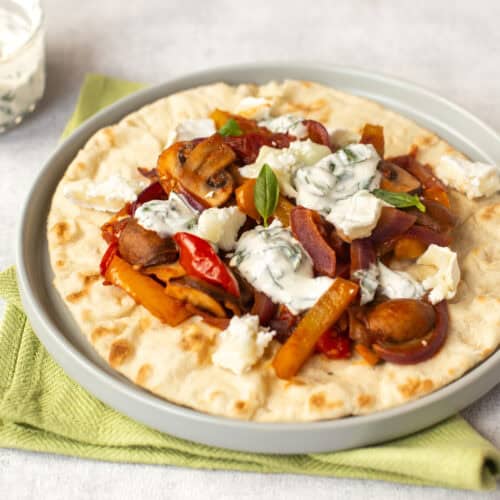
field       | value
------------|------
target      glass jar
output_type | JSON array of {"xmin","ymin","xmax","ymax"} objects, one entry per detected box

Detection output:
[{"xmin": 0, "ymin": 0, "xmax": 45, "ymax": 133}]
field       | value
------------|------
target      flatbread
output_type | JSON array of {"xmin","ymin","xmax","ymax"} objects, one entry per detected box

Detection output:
[{"xmin": 47, "ymin": 80, "xmax": 500, "ymax": 421}]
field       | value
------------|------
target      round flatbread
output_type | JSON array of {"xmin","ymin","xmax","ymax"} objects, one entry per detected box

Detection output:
[{"xmin": 47, "ymin": 80, "xmax": 500, "ymax": 421}]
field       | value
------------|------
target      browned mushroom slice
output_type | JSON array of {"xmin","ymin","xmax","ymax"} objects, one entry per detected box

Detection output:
[
  {"xmin": 165, "ymin": 278, "xmax": 227, "ymax": 318},
  {"xmin": 143, "ymin": 261, "xmax": 186, "ymax": 283},
  {"xmin": 118, "ymin": 218, "xmax": 178, "ymax": 267},
  {"xmin": 157, "ymin": 137, "xmax": 235, "ymax": 207},
  {"xmin": 379, "ymin": 161, "xmax": 421, "ymax": 193},
  {"xmin": 365, "ymin": 299, "xmax": 436, "ymax": 343}
]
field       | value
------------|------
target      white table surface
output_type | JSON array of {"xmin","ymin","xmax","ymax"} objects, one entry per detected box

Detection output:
[{"xmin": 1, "ymin": 0, "xmax": 499, "ymax": 498}]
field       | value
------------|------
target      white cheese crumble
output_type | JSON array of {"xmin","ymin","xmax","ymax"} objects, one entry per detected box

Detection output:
[
  {"xmin": 378, "ymin": 262, "xmax": 425, "ymax": 300},
  {"xmin": 230, "ymin": 220, "xmax": 333, "ymax": 314},
  {"xmin": 134, "ymin": 192, "xmax": 198, "ymax": 238},
  {"xmin": 235, "ymin": 97, "xmax": 273, "ymax": 120},
  {"xmin": 63, "ymin": 175, "xmax": 148, "ymax": 212},
  {"xmin": 211, "ymin": 314, "xmax": 276, "ymax": 374},
  {"xmin": 353, "ymin": 263, "xmax": 379, "ymax": 305},
  {"xmin": 416, "ymin": 244, "xmax": 460, "ymax": 304},
  {"xmin": 327, "ymin": 190, "xmax": 383, "ymax": 239},
  {"xmin": 239, "ymin": 139, "xmax": 330, "ymax": 197},
  {"xmin": 259, "ymin": 114, "xmax": 308, "ymax": 138},
  {"xmin": 165, "ymin": 118, "xmax": 216, "ymax": 147},
  {"xmin": 435, "ymin": 155, "xmax": 500, "ymax": 199},
  {"xmin": 197, "ymin": 206, "xmax": 246, "ymax": 251}
]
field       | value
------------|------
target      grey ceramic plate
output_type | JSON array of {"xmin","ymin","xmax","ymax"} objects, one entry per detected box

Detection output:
[{"xmin": 16, "ymin": 63, "xmax": 500, "ymax": 454}]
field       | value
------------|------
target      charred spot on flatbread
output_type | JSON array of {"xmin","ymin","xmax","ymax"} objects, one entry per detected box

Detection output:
[{"xmin": 109, "ymin": 339, "xmax": 134, "ymax": 367}]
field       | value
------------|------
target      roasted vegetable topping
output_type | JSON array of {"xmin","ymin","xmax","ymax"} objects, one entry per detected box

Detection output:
[
  {"xmin": 272, "ymin": 278, "xmax": 359, "ymax": 379},
  {"xmin": 97, "ymin": 107, "xmax": 459, "ymax": 375},
  {"xmin": 174, "ymin": 232, "xmax": 240, "ymax": 297}
]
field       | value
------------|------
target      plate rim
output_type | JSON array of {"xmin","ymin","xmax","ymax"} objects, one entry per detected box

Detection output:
[{"xmin": 16, "ymin": 62, "xmax": 500, "ymax": 453}]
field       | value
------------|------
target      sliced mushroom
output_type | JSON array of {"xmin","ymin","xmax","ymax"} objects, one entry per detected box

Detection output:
[
  {"xmin": 379, "ymin": 161, "xmax": 421, "ymax": 193},
  {"xmin": 143, "ymin": 261, "xmax": 186, "ymax": 283},
  {"xmin": 157, "ymin": 136, "xmax": 235, "ymax": 207},
  {"xmin": 166, "ymin": 276, "xmax": 247, "ymax": 319},
  {"xmin": 118, "ymin": 218, "xmax": 178, "ymax": 267},
  {"xmin": 166, "ymin": 278, "xmax": 227, "ymax": 318},
  {"xmin": 366, "ymin": 299, "xmax": 436, "ymax": 344}
]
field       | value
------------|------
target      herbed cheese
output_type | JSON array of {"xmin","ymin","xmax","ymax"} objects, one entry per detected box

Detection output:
[
  {"xmin": 239, "ymin": 140, "xmax": 331, "ymax": 197},
  {"xmin": 416, "ymin": 244, "xmax": 460, "ymax": 304},
  {"xmin": 134, "ymin": 193, "xmax": 198, "ymax": 238},
  {"xmin": 294, "ymin": 143, "xmax": 382, "ymax": 238},
  {"xmin": 211, "ymin": 314, "xmax": 276, "ymax": 374},
  {"xmin": 378, "ymin": 262, "xmax": 425, "ymax": 300},
  {"xmin": 259, "ymin": 114, "xmax": 308, "ymax": 138},
  {"xmin": 230, "ymin": 220, "xmax": 333, "ymax": 314},
  {"xmin": 353, "ymin": 263, "xmax": 379, "ymax": 305},
  {"xmin": 435, "ymin": 155, "xmax": 500, "ymax": 199}
]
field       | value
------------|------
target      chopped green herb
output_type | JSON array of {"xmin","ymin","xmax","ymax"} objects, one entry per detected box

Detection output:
[
  {"xmin": 372, "ymin": 189, "xmax": 426, "ymax": 212},
  {"xmin": 343, "ymin": 147, "xmax": 359, "ymax": 162},
  {"xmin": 219, "ymin": 118, "xmax": 242, "ymax": 137},
  {"xmin": 254, "ymin": 164, "xmax": 280, "ymax": 227}
]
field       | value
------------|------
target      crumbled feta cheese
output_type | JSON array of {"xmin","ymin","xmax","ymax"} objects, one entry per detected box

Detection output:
[
  {"xmin": 327, "ymin": 190, "xmax": 383, "ymax": 239},
  {"xmin": 416, "ymin": 244, "xmax": 460, "ymax": 304},
  {"xmin": 235, "ymin": 97, "xmax": 273, "ymax": 120},
  {"xmin": 165, "ymin": 118, "xmax": 216, "ymax": 147},
  {"xmin": 378, "ymin": 262, "xmax": 425, "ymax": 300},
  {"xmin": 134, "ymin": 192, "xmax": 198, "ymax": 237},
  {"xmin": 259, "ymin": 114, "xmax": 308, "ymax": 138},
  {"xmin": 353, "ymin": 263, "xmax": 379, "ymax": 305},
  {"xmin": 197, "ymin": 206, "xmax": 246, "ymax": 251},
  {"xmin": 435, "ymin": 155, "xmax": 500, "ymax": 199},
  {"xmin": 239, "ymin": 140, "xmax": 330, "ymax": 197},
  {"xmin": 211, "ymin": 315, "xmax": 276, "ymax": 374},
  {"xmin": 63, "ymin": 175, "xmax": 148, "ymax": 212}
]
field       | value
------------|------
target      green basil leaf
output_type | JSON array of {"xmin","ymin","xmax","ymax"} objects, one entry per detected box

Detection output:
[
  {"xmin": 219, "ymin": 118, "xmax": 243, "ymax": 137},
  {"xmin": 372, "ymin": 189, "xmax": 426, "ymax": 212},
  {"xmin": 254, "ymin": 164, "xmax": 280, "ymax": 227}
]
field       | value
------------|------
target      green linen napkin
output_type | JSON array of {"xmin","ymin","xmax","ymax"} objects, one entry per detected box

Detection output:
[{"xmin": 1, "ymin": 74, "xmax": 499, "ymax": 491}]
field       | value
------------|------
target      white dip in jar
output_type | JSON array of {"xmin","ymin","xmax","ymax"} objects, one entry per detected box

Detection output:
[{"xmin": 0, "ymin": 0, "xmax": 45, "ymax": 133}]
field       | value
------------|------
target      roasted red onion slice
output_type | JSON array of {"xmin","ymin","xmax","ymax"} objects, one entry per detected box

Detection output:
[
  {"xmin": 350, "ymin": 238, "xmax": 376, "ymax": 276},
  {"xmin": 224, "ymin": 133, "xmax": 293, "ymax": 164},
  {"xmin": 373, "ymin": 301, "xmax": 449, "ymax": 364},
  {"xmin": 369, "ymin": 207, "xmax": 417, "ymax": 247},
  {"xmin": 291, "ymin": 207, "xmax": 337, "ymax": 277},
  {"xmin": 130, "ymin": 181, "xmax": 168, "ymax": 215},
  {"xmin": 251, "ymin": 291, "xmax": 278, "ymax": 327},
  {"xmin": 403, "ymin": 225, "xmax": 452, "ymax": 247}
]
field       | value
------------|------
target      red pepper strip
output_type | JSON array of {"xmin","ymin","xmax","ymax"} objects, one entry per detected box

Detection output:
[
  {"xmin": 290, "ymin": 206, "xmax": 336, "ymax": 277},
  {"xmin": 173, "ymin": 232, "xmax": 240, "ymax": 297},
  {"xmin": 303, "ymin": 120, "xmax": 331, "ymax": 148},
  {"xmin": 316, "ymin": 329, "xmax": 352, "ymax": 359},
  {"xmin": 100, "ymin": 241, "xmax": 118, "ymax": 277},
  {"xmin": 130, "ymin": 181, "xmax": 168, "ymax": 215},
  {"xmin": 373, "ymin": 301, "xmax": 448, "ymax": 364}
]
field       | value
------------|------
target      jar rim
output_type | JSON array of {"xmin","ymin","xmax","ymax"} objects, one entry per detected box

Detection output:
[{"xmin": 0, "ymin": 0, "xmax": 45, "ymax": 65}]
